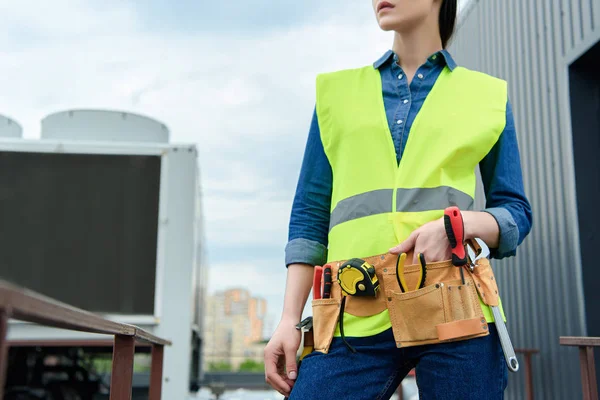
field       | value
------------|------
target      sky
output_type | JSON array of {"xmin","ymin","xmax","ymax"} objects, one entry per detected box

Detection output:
[{"xmin": 0, "ymin": 0, "xmax": 469, "ymax": 337}]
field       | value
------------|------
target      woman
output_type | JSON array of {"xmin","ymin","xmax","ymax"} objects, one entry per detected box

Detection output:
[{"xmin": 264, "ymin": 0, "xmax": 532, "ymax": 398}]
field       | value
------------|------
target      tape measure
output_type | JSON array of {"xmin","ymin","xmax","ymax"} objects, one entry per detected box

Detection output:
[{"xmin": 337, "ymin": 258, "xmax": 379, "ymax": 297}]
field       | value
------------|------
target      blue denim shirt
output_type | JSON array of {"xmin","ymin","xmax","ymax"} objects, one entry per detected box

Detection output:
[{"xmin": 286, "ymin": 50, "xmax": 532, "ymax": 266}]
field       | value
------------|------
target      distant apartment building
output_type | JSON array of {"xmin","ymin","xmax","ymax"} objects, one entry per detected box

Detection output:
[{"xmin": 203, "ymin": 288, "xmax": 267, "ymax": 370}]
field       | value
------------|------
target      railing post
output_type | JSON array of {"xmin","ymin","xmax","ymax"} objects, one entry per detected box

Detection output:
[
  {"xmin": 149, "ymin": 344, "xmax": 165, "ymax": 400},
  {"xmin": 0, "ymin": 309, "xmax": 10, "ymax": 400},
  {"xmin": 516, "ymin": 349, "xmax": 539, "ymax": 400},
  {"xmin": 110, "ymin": 335, "xmax": 136, "ymax": 400},
  {"xmin": 579, "ymin": 346, "xmax": 599, "ymax": 400},
  {"xmin": 524, "ymin": 352, "xmax": 534, "ymax": 400}
]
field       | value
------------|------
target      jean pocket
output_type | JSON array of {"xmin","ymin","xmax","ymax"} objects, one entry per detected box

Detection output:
[{"xmin": 311, "ymin": 298, "xmax": 341, "ymax": 353}]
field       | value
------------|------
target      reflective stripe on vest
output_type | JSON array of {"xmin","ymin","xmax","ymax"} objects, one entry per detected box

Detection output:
[
  {"xmin": 329, "ymin": 186, "xmax": 474, "ymax": 231},
  {"xmin": 316, "ymin": 65, "xmax": 507, "ymax": 262}
]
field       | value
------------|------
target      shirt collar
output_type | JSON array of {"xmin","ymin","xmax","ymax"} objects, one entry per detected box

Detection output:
[
  {"xmin": 373, "ymin": 50, "xmax": 395, "ymax": 69},
  {"xmin": 373, "ymin": 49, "xmax": 457, "ymax": 71}
]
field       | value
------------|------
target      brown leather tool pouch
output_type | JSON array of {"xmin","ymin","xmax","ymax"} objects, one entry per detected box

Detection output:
[
  {"xmin": 383, "ymin": 258, "xmax": 489, "ymax": 348},
  {"xmin": 310, "ymin": 250, "xmax": 500, "ymax": 353},
  {"xmin": 469, "ymin": 257, "xmax": 500, "ymax": 307},
  {"xmin": 311, "ymin": 298, "xmax": 341, "ymax": 353}
]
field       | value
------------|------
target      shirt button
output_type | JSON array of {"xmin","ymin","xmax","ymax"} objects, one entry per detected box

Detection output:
[
  {"xmin": 403, "ymin": 99, "xmax": 409, "ymax": 104},
  {"xmin": 432, "ymin": 55, "xmax": 437, "ymax": 60},
  {"xmin": 417, "ymin": 73, "xmax": 424, "ymax": 79},
  {"xmin": 398, "ymin": 74, "xmax": 403, "ymax": 80},
  {"xmin": 397, "ymin": 120, "xmax": 403, "ymax": 125}
]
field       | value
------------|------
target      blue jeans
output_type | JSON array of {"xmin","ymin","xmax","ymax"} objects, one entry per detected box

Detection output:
[{"xmin": 289, "ymin": 325, "xmax": 508, "ymax": 399}]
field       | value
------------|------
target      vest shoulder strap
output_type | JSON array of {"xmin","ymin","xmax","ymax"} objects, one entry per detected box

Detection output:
[
  {"xmin": 316, "ymin": 65, "xmax": 506, "ymax": 100},
  {"xmin": 316, "ymin": 66, "xmax": 378, "ymax": 150},
  {"xmin": 451, "ymin": 66, "xmax": 508, "ymax": 105}
]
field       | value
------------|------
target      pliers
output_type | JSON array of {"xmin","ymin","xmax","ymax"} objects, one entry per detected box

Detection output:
[
  {"xmin": 396, "ymin": 252, "xmax": 427, "ymax": 292},
  {"xmin": 295, "ymin": 316, "xmax": 314, "ymax": 362}
]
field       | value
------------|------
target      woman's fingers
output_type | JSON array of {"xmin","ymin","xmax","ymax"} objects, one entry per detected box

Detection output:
[
  {"xmin": 391, "ymin": 218, "xmax": 453, "ymax": 262},
  {"xmin": 389, "ymin": 230, "xmax": 419, "ymax": 254},
  {"xmin": 414, "ymin": 246, "xmax": 453, "ymax": 264},
  {"xmin": 413, "ymin": 250, "xmax": 421, "ymax": 265},
  {"xmin": 264, "ymin": 347, "xmax": 292, "ymax": 396},
  {"xmin": 413, "ymin": 233, "xmax": 426, "ymax": 263}
]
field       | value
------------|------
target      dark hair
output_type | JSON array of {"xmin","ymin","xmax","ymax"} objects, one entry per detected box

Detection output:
[{"xmin": 439, "ymin": 0, "xmax": 457, "ymax": 48}]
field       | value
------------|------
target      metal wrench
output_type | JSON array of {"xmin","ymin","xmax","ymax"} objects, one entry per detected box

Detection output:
[
  {"xmin": 467, "ymin": 239, "xmax": 519, "ymax": 373},
  {"xmin": 474, "ymin": 237, "xmax": 490, "ymax": 261},
  {"xmin": 466, "ymin": 245, "xmax": 477, "ymax": 269},
  {"xmin": 491, "ymin": 305, "xmax": 519, "ymax": 372}
]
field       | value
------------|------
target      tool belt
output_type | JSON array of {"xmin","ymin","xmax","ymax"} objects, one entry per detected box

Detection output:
[{"xmin": 311, "ymin": 249, "xmax": 500, "ymax": 354}]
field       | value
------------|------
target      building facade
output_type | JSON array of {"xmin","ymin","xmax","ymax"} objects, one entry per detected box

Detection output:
[
  {"xmin": 203, "ymin": 288, "xmax": 267, "ymax": 371},
  {"xmin": 451, "ymin": 1, "xmax": 600, "ymax": 398}
]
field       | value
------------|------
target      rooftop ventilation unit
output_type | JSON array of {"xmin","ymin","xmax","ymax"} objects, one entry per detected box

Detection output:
[
  {"xmin": 41, "ymin": 109, "xmax": 170, "ymax": 143},
  {"xmin": 1, "ymin": 109, "xmax": 201, "ymax": 399},
  {"xmin": 0, "ymin": 114, "xmax": 23, "ymax": 139}
]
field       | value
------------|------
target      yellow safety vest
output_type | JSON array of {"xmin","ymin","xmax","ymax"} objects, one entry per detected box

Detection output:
[{"xmin": 316, "ymin": 65, "xmax": 507, "ymax": 337}]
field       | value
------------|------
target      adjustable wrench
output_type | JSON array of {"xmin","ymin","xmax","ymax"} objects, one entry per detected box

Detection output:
[
  {"xmin": 466, "ymin": 237, "xmax": 490, "ymax": 265},
  {"xmin": 467, "ymin": 239, "xmax": 519, "ymax": 373},
  {"xmin": 474, "ymin": 237, "xmax": 490, "ymax": 261}
]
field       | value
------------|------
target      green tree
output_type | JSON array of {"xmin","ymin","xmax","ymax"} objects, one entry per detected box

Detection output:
[
  {"xmin": 238, "ymin": 359, "xmax": 265, "ymax": 372},
  {"xmin": 209, "ymin": 361, "xmax": 233, "ymax": 372}
]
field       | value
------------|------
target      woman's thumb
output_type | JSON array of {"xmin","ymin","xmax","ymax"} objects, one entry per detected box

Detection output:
[{"xmin": 285, "ymin": 346, "xmax": 298, "ymax": 380}]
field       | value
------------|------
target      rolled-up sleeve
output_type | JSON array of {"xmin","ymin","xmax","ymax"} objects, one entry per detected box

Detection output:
[
  {"xmin": 479, "ymin": 99, "xmax": 533, "ymax": 259},
  {"xmin": 285, "ymin": 107, "xmax": 332, "ymax": 267}
]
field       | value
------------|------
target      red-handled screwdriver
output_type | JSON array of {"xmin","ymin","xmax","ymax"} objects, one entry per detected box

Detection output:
[
  {"xmin": 444, "ymin": 206, "xmax": 467, "ymax": 284},
  {"xmin": 313, "ymin": 265, "xmax": 324, "ymax": 299}
]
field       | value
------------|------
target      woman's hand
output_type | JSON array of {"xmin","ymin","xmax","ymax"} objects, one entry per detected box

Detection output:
[
  {"xmin": 388, "ymin": 212, "xmax": 501, "ymax": 264},
  {"xmin": 264, "ymin": 263, "xmax": 313, "ymax": 397},
  {"xmin": 264, "ymin": 317, "xmax": 302, "ymax": 397},
  {"xmin": 389, "ymin": 217, "xmax": 450, "ymax": 264}
]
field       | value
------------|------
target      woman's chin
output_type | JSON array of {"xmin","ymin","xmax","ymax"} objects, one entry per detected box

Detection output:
[{"xmin": 376, "ymin": 18, "xmax": 401, "ymax": 32}]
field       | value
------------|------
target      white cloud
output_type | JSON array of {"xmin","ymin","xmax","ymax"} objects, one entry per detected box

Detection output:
[
  {"xmin": 208, "ymin": 260, "xmax": 286, "ymax": 297},
  {"xmin": 0, "ymin": 0, "xmax": 138, "ymax": 42},
  {"xmin": 0, "ymin": 0, "xmax": 395, "ymax": 328}
]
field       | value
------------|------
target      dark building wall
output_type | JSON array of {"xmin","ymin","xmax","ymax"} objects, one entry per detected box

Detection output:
[{"xmin": 450, "ymin": 1, "xmax": 600, "ymax": 398}]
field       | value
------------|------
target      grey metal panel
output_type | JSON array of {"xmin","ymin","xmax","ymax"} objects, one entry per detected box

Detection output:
[
  {"xmin": 450, "ymin": 0, "xmax": 600, "ymax": 398},
  {"xmin": 564, "ymin": 0, "xmax": 575, "ymax": 54},
  {"xmin": 573, "ymin": 0, "xmax": 584, "ymax": 43},
  {"xmin": 594, "ymin": 0, "xmax": 600, "ymax": 32},
  {"xmin": 583, "ymin": 0, "xmax": 593, "ymax": 37}
]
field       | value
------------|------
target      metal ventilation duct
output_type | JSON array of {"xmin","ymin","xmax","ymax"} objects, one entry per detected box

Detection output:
[
  {"xmin": 0, "ymin": 114, "xmax": 23, "ymax": 138},
  {"xmin": 41, "ymin": 109, "xmax": 170, "ymax": 143}
]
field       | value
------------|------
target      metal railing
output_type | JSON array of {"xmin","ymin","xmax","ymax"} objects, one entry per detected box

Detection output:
[
  {"xmin": 515, "ymin": 348, "xmax": 539, "ymax": 400},
  {"xmin": 0, "ymin": 280, "xmax": 171, "ymax": 400},
  {"xmin": 560, "ymin": 336, "xmax": 600, "ymax": 400}
]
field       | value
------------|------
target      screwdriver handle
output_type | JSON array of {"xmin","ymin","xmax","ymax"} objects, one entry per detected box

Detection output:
[
  {"xmin": 444, "ymin": 207, "xmax": 468, "ymax": 266},
  {"xmin": 313, "ymin": 266, "xmax": 323, "ymax": 300},
  {"xmin": 322, "ymin": 265, "xmax": 333, "ymax": 299}
]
